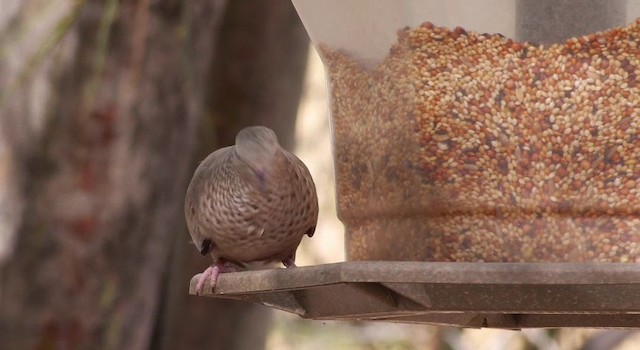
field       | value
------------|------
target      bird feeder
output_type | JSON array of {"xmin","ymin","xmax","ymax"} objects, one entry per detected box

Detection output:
[{"xmin": 191, "ymin": 0, "xmax": 640, "ymax": 328}]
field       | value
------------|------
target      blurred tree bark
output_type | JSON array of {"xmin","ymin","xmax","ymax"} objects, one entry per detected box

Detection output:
[
  {"xmin": 0, "ymin": 0, "xmax": 228, "ymax": 349},
  {"xmin": 0, "ymin": 0, "xmax": 308, "ymax": 349},
  {"xmin": 158, "ymin": 1, "xmax": 309, "ymax": 350}
]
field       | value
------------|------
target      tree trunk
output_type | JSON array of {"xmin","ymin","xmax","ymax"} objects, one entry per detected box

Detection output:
[
  {"xmin": 0, "ymin": 1, "xmax": 226, "ymax": 349},
  {"xmin": 158, "ymin": 1, "xmax": 310, "ymax": 349}
]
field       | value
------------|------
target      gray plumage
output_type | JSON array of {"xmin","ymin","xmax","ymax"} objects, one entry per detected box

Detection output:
[{"xmin": 185, "ymin": 126, "xmax": 318, "ymax": 294}]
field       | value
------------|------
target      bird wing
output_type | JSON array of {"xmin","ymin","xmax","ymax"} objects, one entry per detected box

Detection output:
[{"xmin": 283, "ymin": 150, "xmax": 319, "ymax": 238}]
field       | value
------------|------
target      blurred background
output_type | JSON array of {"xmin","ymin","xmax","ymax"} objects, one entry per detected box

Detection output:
[{"xmin": 0, "ymin": 1, "xmax": 638, "ymax": 349}]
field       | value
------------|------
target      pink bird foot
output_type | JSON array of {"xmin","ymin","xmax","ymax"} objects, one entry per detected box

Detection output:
[{"xmin": 195, "ymin": 260, "xmax": 237, "ymax": 295}]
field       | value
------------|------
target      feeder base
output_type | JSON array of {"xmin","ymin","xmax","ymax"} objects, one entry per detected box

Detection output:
[{"xmin": 189, "ymin": 262, "xmax": 640, "ymax": 328}]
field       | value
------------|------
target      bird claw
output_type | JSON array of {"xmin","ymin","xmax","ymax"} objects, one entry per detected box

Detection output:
[
  {"xmin": 195, "ymin": 263, "xmax": 221, "ymax": 296},
  {"xmin": 195, "ymin": 260, "xmax": 240, "ymax": 295}
]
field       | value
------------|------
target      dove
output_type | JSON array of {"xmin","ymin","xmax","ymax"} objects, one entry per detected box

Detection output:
[{"xmin": 185, "ymin": 126, "xmax": 318, "ymax": 295}]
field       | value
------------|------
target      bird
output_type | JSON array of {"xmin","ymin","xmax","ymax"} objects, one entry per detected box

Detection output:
[{"xmin": 185, "ymin": 126, "xmax": 318, "ymax": 295}]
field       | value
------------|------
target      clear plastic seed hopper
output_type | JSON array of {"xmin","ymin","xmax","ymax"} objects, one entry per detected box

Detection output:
[{"xmin": 191, "ymin": 0, "xmax": 640, "ymax": 328}]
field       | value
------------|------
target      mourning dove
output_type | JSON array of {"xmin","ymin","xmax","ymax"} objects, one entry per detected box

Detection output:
[{"xmin": 185, "ymin": 126, "xmax": 318, "ymax": 295}]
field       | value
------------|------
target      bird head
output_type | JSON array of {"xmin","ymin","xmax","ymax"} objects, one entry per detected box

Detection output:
[{"xmin": 235, "ymin": 126, "xmax": 280, "ymax": 182}]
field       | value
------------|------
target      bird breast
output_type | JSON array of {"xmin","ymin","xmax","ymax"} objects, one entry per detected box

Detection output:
[{"xmin": 195, "ymin": 151, "xmax": 317, "ymax": 264}]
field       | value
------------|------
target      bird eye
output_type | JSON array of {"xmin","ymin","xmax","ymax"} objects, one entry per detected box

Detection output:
[{"xmin": 200, "ymin": 239, "xmax": 212, "ymax": 255}]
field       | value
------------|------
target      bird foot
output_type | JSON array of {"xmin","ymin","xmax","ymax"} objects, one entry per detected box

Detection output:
[
  {"xmin": 282, "ymin": 257, "xmax": 297, "ymax": 268},
  {"xmin": 195, "ymin": 264, "xmax": 219, "ymax": 296},
  {"xmin": 195, "ymin": 260, "xmax": 240, "ymax": 295}
]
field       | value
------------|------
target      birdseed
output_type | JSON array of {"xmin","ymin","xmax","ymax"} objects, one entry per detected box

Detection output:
[{"xmin": 321, "ymin": 19, "xmax": 640, "ymax": 262}]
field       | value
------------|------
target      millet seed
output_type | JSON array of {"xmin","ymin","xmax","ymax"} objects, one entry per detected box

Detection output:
[{"xmin": 321, "ymin": 19, "xmax": 640, "ymax": 263}]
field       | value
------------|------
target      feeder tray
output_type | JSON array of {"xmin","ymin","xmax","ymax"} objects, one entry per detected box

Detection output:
[{"xmin": 189, "ymin": 261, "xmax": 640, "ymax": 329}]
